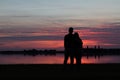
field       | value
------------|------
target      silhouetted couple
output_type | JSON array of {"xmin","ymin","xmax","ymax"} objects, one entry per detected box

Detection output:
[{"xmin": 64, "ymin": 27, "xmax": 83, "ymax": 65}]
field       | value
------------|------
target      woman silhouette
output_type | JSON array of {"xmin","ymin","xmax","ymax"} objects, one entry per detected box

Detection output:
[{"xmin": 74, "ymin": 32, "xmax": 83, "ymax": 64}]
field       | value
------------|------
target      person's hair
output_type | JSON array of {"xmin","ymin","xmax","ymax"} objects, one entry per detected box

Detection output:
[{"xmin": 74, "ymin": 32, "xmax": 79, "ymax": 37}]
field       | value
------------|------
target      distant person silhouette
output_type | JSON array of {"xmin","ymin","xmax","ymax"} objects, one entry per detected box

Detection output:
[
  {"xmin": 74, "ymin": 32, "xmax": 83, "ymax": 65},
  {"xmin": 64, "ymin": 27, "xmax": 75, "ymax": 65}
]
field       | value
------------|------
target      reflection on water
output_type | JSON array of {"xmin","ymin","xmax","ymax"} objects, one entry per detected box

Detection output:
[{"xmin": 0, "ymin": 54, "xmax": 120, "ymax": 64}]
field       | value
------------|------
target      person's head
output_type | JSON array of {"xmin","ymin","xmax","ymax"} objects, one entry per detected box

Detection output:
[
  {"xmin": 74, "ymin": 32, "xmax": 79, "ymax": 38},
  {"xmin": 68, "ymin": 27, "xmax": 73, "ymax": 34}
]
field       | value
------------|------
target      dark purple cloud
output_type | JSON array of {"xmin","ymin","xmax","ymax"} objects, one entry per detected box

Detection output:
[{"xmin": 0, "ymin": 35, "xmax": 63, "ymax": 42}]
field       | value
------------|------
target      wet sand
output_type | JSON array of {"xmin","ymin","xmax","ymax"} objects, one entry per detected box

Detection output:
[{"xmin": 1, "ymin": 64, "xmax": 120, "ymax": 79}]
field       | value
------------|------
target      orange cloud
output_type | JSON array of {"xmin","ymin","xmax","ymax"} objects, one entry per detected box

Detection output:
[
  {"xmin": 3, "ymin": 40, "xmax": 64, "ymax": 50},
  {"xmin": 1, "ymin": 38, "xmax": 100, "ymax": 50},
  {"xmin": 83, "ymin": 40, "xmax": 99, "ymax": 46}
]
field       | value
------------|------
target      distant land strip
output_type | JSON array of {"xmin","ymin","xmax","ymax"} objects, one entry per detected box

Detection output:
[{"xmin": 0, "ymin": 48, "xmax": 120, "ymax": 57}]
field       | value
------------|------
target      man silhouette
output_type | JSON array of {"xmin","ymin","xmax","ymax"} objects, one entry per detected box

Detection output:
[{"xmin": 64, "ymin": 27, "xmax": 75, "ymax": 65}]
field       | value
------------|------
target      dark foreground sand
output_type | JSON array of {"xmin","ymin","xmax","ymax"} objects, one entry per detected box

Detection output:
[{"xmin": 1, "ymin": 64, "xmax": 120, "ymax": 79}]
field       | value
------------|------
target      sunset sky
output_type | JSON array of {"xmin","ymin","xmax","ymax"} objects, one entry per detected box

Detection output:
[{"xmin": 0, "ymin": 0, "xmax": 120, "ymax": 51}]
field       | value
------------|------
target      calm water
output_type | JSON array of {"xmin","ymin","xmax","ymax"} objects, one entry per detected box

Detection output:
[{"xmin": 0, "ymin": 54, "xmax": 120, "ymax": 64}]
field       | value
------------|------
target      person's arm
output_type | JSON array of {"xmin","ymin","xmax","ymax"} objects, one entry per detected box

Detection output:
[
  {"xmin": 81, "ymin": 39, "xmax": 83, "ymax": 48},
  {"xmin": 64, "ymin": 36, "xmax": 67, "ymax": 49},
  {"xmin": 79, "ymin": 38, "xmax": 83, "ymax": 48}
]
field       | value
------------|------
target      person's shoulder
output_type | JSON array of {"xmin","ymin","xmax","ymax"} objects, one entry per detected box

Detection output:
[
  {"xmin": 64, "ymin": 34, "xmax": 67, "ymax": 39},
  {"xmin": 64, "ymin": 34, "xmax": 69, "ymax": 37}
]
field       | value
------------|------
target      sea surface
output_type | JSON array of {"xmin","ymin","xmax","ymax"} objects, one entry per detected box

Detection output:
[{"xmin": 0, "ymin": 53, "xmax": 120, "ymax": 64}]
